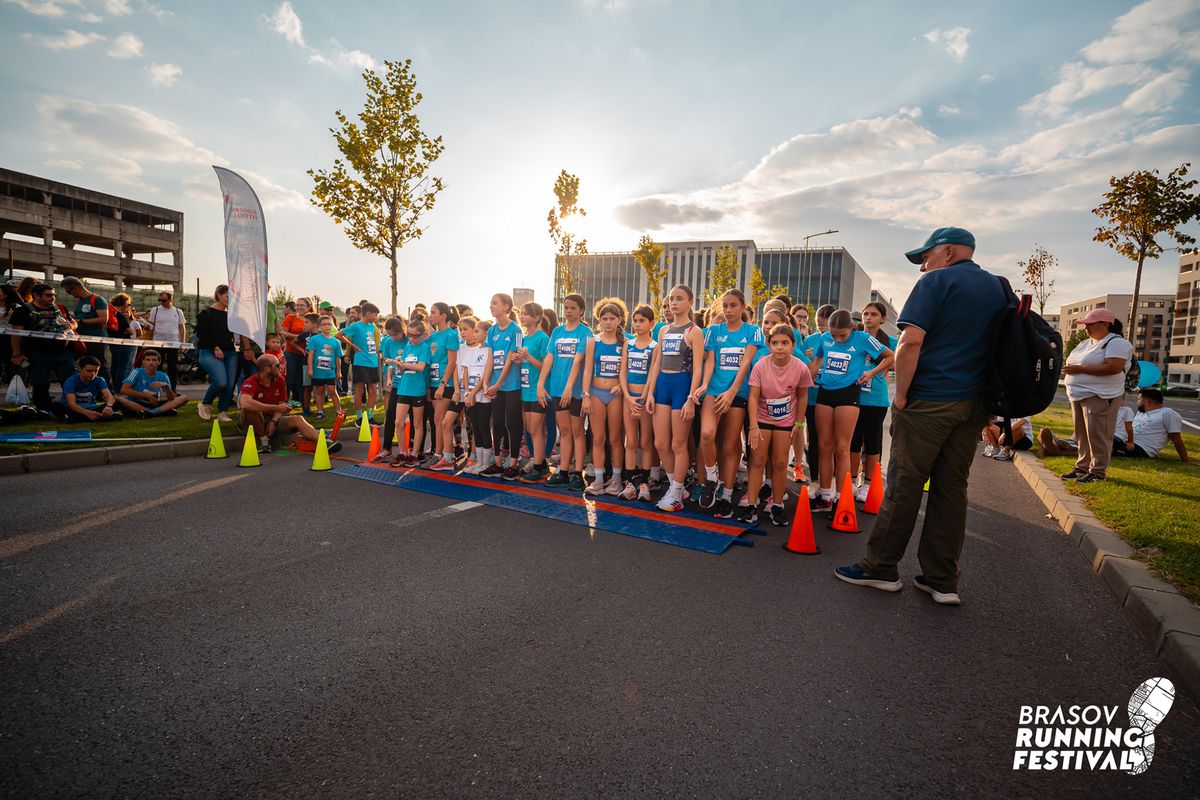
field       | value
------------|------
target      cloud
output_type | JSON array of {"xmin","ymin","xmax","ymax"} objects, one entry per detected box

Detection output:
[
  {"xmin": 978, "ymin": 73, "xmax": 995, "ymax": 83},
  {"xmin": 1081, "ymin": 0, "xmax": 1200, "ymax": 64},
  {"xmin": 2, "ymin": 0, "xmax": 86, "ymax": 18},
  {"xmin": 181, "ymin": 170, "xmax": 310, "ymax": 213},
  {"xmin": 21, "ymin": 29, "xmax": 103, "ymax": 49},
  {"xmin": 146, "ymin": 62, "xmax": 181, "ymax": 87},
  {"xmin": 40, "ymin": 96, "xmax": 223, "ymax": 166},
  {"xmin": 97, "ymin": 155, "xmax": 152, "ymax": 190},
  {"xmin": 923, "ymin": 26, "xmax": 971, "ymax": 62},
  {"xmin": 267, "ymin": 2, "xmax": 379, "ymax": 72},
  {"xmin": 106, "ymin": 32, "xmax": 143, "ymax": 58},
  {"xmin": 921, "ymin": 144, "xmax": 988, "ymax": 170},
  {"xmin": 45, "ymin": 158, "xmax": 83, "ymax": 170},
  {"xmin": 1021, "ymin": 62, "xmax": 1157, "ymax": 117},
  {"xmin": 105, "ymin": 0, "xmax": 131, "ymax": 15},
  {"xmin": 938, "ymin": 103, "xmax": 961, "ymax": 117},
  {"xmin": 1122, "ymin": 67, "xmax": 1191, "ymax": 113},
  {"xmin": 614, "ymin": 198, "xmax": 725, "ymax": 231},
  {"xmin": 267, "ymin": 1, "xmax": 305, "ymax": 46}
]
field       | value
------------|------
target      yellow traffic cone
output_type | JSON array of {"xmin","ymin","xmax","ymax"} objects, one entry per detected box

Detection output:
[
  {"xmin": 205, "ymin": 419, "xmax": 227, "ymax": 459},
  {"xmin": 311, "ymin": 428, "xmax": 332, "ymax": 471},
  {"xmin": 357, "ymin": 411, "xmax": 372, "ymax": 443},
  {"xmin": 923, "ymin": 477, "xmax": 931, "ymax": 492},
  {"xmin": 238, "ymin": 428, "xmax": 261, "ymax": 468}
]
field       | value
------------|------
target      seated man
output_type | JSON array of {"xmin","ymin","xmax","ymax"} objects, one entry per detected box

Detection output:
[
  {"xmin": 116, "ymin": 349, "xmax": 190, "ymax": 418},
  {"xmin": 982, "ymin": 416, "xmax": 1033, "ymax": 461},
  {"xmin": 52, "ymin": 354, "xmax": 123, "ymax": 422},
  {"xmin": 237, "ymin": 353, "xmax": 342, "ymax": 454},
  {"xmin": 1115, "ymin": 388, "xmax": 1190, "ymax": 462},
  {"xmin": 1111, "ymin": 402, "xmax": 1135, "ymax": 455}
]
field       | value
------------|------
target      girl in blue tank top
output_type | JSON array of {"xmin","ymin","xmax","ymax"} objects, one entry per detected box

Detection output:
[
  {"xmin": 583, "ymin": 298, "xmax": 629, "ymax": 496},
  {"xmin": 620, "ymin": 303, "xmax": 658, "ymax": 499}
]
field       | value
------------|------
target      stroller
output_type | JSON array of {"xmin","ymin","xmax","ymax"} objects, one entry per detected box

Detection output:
[{"xmin": 176, "ymin": 348, "xmax": 207, "ymax": 385}]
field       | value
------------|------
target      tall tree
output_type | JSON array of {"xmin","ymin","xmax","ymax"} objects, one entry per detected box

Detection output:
[
  {"xmin": 1093, "ymin": 162, "xmax": 1200, "ymax": 359},
  {"xmin": 632, "ymin": 235, "xmax": 668, "ymax": 311},
  {"xmin": 309, "ymin": 59, "xmax": 445, "ymax": 316},
  {"xmin": 549, "ymin": 170, "xmax": 587, "ymax": 306},
  {"xmin": 703, "ymin": 245, "xmax": 740, "ymax": 307},
  {"xmin": 269, "ymin": 285, "xmax": 294, "ymax": 307},
  {"xmin": 747, "ymin": 264, "xmax": 788, "ymax": 320},
  {"xmin": 1017, "ymin": 244, "xmax": 1058, "ymax": 315}
]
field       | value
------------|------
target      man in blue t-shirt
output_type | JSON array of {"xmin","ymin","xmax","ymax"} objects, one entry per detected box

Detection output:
[
  {"xmin": 836, "ymin": 227, "xmax": 1007, "ymax": 607},
  {"xmin": 53, "ymin": 354, "xmax": 123, "ymax": 422},
  {"xmin": 116, "ymin": 349, "xmax": 189, "ymax": 417}
]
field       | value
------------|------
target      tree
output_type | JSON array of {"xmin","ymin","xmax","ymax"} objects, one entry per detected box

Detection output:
[
  {"xmin": 1064, "ymin": 329, "xmax": 1088, "ymax": 358},
  {"xmin": 309, "ymin": 59, "xmax": 445, "ymax": 316},
  {"xmin": 269, "ymin": 285, "xmax": 294, "ymax": 307},
  {"xmin": 1093, "ymin": 162, "xmax": 1200, "ymax": 359},
  {"xmin": 549, "ymin": 170, "xmax": 587, "ymax": 307},
  {"xmin": 1017, "ymin": 244, "xmax": 1057, "ymax": 316},
  {"xmin": 632, "ymin": 235, "xmax": 668, "ymax": 311},
  {"xmin": 747, "ymin": 263, "xmax": 789, "ymax": 320},
  {"xmin": 703, "ymin": 245, "xmax": 740, "ymax": 308}
]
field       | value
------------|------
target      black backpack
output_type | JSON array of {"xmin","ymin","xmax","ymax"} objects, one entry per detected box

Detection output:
[{"xmin": 984, "ymin": 277, "xmax": 1063, "ymax": 417}]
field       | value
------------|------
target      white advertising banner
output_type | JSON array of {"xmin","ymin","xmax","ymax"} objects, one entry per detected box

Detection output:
[{"xmin": 213, "ymin": 166, "xmax": 269, "ymax": 348}]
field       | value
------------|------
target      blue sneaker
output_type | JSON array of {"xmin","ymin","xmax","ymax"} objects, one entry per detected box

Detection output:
[{"xmin": 834, "ymin": 564, "xmax": 903, "ymax": 592}]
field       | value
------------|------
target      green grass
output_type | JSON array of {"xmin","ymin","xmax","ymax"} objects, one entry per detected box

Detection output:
[
  {"xmin": 1032, "ymin": 402, "xmax": 1200, "ymax": 601},
  {"xmin": 0, "ymin": 396, "xmax": 365, "ymax": 456}
]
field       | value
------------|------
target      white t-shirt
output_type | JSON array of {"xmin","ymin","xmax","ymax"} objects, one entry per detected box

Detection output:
[
  {"xmin": 457, "ymin": 344, "xmax": 492, "ymax": 404},
  {"xmin": 1009, "ymin": 417, "xmax": 1033, "ymax": 443},
  {"xmin": 1114, "ymin": 405, "xmax": 1135, "ymax": 443},
  {"xmin": 1065, "ymin": 334, "xmax": 1133, "ymax": 401},
  {"xmin": 1131, "ymin": 407, "xmax": 1183, "ymax": 457},
  {"xmin": 148, "ymin": 305, "xmax": 186, "ymax": 341}
]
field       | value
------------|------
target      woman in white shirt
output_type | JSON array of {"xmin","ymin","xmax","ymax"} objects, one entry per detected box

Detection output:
[{"xmin": 1061, "ymin": 308, "xmax": 1133, "ymax": 483}]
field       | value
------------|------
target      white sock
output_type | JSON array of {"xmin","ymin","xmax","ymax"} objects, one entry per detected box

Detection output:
[
  {"xmin": 483, "ymin": 448, "xmax": 494, "ymax": 464},
  {"xmin": 821, "ymin": 487, "xmax": 834, "ymax": 500},
  {"xmin": 611, "ymin": 468, "xmax": 621, "ymax": 481},
  {"xmin": 763, "ymin": 478, "xmax": 772, "ymax": 488},
  {"xmin": 669, "ymin": 478, "xmax": 683, "ymax": 493},
  {"xmin": 590, "ymin": 464, "xmax": 601, "ymax": 478},
  {"xmin": 721, "ymin": 487, "xmax": 732, "ymax": 501},
  {"xmin": 705, "ymin": 464, "xmax": 718, "ymax": 481},
  {"xmin": 443, "ymin": 451, "xmax": 454, "ymax": 461}
]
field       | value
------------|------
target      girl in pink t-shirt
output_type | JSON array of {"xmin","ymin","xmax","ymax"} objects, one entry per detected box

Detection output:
[{"xmin": 741, "ymin": 324, "xmax": 814, "ymax": 526}]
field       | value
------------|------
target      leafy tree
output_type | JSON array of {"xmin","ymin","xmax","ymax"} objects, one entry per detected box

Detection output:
[
  {"xmin": 1017, "ymin": 244, "xmax": 1057, "ymax": 316},
  {"xmin": 703, "ymin": 245, "xmax": 740, "ymax": 308},
  {"xmin": 1093, "ymin": 162, "xmax": 1200, "ymax": 358},
  {"xmin": 1064, "ymin": 329, "xmax": 1088, "ymax": 358},
  {"xmin": 747, "ymin": 264, "xmax": 788, "ymax": 320},
  {"xmin": 549, "ymin": 170, "xmax": 587, "ymax": 308},
  {"xmin": 269, "ymin": 285, "xmax": 294, "ymax": 307},
  {"xmin": 632, "ymin": 235, "xmax": 669, "ymax": 311},
  {"xmin": 309, "ymin": 59, "xmax": 445, "ymax": 316}
]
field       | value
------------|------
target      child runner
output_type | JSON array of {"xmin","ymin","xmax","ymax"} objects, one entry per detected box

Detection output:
[
  {"xmin": 644, "ymin": 285, "xmax": 704, "ymax": 512},
  {"xmin": 481, "ymin": 293, "xmax": 524, "ymax": 479},
  {"xmin": 850, "ymin": 301, "xmax": 898, "ymax": 501},
  {"xmin": 426, "ymin": 302, "xmax": 462, "ymax": 471},
  {"xmin": 742, "ymin": 325, "xmax": 812, "ymax": 525},
  {"xmin": 697, "ymin": 289, "xmax": 763, "ymax": 518},
  {"xmin": 538, "ymin": 293, "xmax": 591, "ymax": 490},
  {"xmin": 582, "ymin": 298, "xmax": 629, "ymax": 496},
  {"xmin": 619, "ymin": 304, "xmax": 657, "ymax": 501},
  {"xmin": 388, "ymin": 318, "xmax": 431, "ymax": 467},
  {"xmin": 373, "ymin": 316, "xmax": 407, "ymax": 463},
  {"xmin": 306, "ymin": 316, "xmax": 344, "ymax": 421},
  {"xmin": 810, "ymin": 309, "xmax": 894, "ymax": 511},
  {"xmin": 338, "ymin": 302, "xmax": 381, "ymax": 425},
  {"xmin": 756, "ymin": 306, "xmax": 800, "ymax": 503},
  {"xmin": 800, "ymin": 303, "xmax": 836, "ymax": 493},
  {"xmin": 458, "ymin": 317, "xmax": 494, "ymax": 475},
  {"xmin": 517, "ymin": 302, "xmax": 552, "ymax": 483}
]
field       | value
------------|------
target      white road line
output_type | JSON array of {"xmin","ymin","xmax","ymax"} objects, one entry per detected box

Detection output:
[
  {"xmin": 1181, "ymin": 419, "xmax": 1200, "ymax": 431},
  {"xmin": 390, "ymin": 501, "xmax": 482, "ymax": 529}
]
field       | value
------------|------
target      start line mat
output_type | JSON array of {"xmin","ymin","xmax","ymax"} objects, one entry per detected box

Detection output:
[{"xmin": 331, "ymin": 463, "xmax": 756, "ymax": 555}]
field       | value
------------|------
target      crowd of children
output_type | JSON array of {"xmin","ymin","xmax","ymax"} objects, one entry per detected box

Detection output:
[{"xmin": 292, "ymin": 287, "xmax": 899, "ymax": 527}]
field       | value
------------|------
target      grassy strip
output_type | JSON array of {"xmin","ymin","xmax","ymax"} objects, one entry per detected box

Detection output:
[{"xmin": 1031, "ymin": 402, "xmax": 1200, "ymax": 602}]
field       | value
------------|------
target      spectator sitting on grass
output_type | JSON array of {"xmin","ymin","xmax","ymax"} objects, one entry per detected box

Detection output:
[
  {"xmin": 116, "ymin": 349, "xmax": 189, "ymax": 418},
  {"xmin": 1039, "ymin": 403, "xmax": 1137, "ymax": 458},
  {"xmin": 53, "ymin": 354, "xmax": 122, "ymax": 422},
  {"xmin": 1114, "ymin": 388, "xmax": 1191, "ymax": 463},
  {"xmin": 981, "ymin": 416, "xmax": 1032, "ymax": 462},
  {"xmin": 237, "ymin": 353, "xmax": 341, "ymax": 454}
]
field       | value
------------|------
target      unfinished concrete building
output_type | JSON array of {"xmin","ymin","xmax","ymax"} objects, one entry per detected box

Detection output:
[{"xmin": 0, "ymin": 167, "xmax": 183, "ymax": 292}]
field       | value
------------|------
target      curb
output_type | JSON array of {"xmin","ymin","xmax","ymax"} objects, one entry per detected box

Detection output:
[
  {"xmin": 0, "ymin": 425, "xmax": 364, "ymax": 475},
  {"xmin": 1012, "ymin": 451, "xmax": 1200, "ymax": 702}
]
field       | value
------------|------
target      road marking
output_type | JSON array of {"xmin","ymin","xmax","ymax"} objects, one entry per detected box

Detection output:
[
  {"xmin": 1181, "ymin": 419, "xmax": 1200, "ymax": 431},
  {"xmin": 390, "ymin": 501, "xmax": 482, "ymax": 529},
  {"xmin": 0, "ymin": 474, "xmax": 250, "ymax": 561},
  {"xmin": 0, "ymin": 574, "xmax": 120, "ymax": 645}
]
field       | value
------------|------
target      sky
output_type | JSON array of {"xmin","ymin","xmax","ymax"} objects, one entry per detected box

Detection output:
[{"xmin": 1, "ymin": 0, "xmax": 1198, "ymax": 316}]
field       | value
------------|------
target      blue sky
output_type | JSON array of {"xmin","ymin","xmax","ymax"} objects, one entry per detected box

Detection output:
[{"xmin": 1, "ymin": 0, "xmax": 1197, "ymax": 315}]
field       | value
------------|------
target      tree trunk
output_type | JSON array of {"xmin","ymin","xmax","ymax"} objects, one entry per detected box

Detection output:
[
  {"xmin": 390, "ymin": 247, "xmax": 398, "ymax": 318},
  {"xmin": 1129, "ymin": 243, "xmax": 1146, "ymax": 364}
]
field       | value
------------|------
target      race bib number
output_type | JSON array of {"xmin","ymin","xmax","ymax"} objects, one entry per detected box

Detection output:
[
  {"xmin": 662, "ymin": 333, "xmax": 683, "ymax": 356},
  {"xmin": 628, "ymin": 351, "xmax": 649, "ymax": 375},
  {"xmin": 825, "ymin": 351, "xmax": 851, "ymax": 375},
  {"xmin": 718, "ymin": 347, "xmax": 744, "ymax": 370},
  {"xmin": 766, "ymin": 396, "xmax": 791, "ymax": 420},
  {"xmin": 861, "ymin": 376, "xmax": 873, "ymax": 392},
  {"xmin": 520, "ymin": 365, "xmax": 530, "ymax": 389},
  {"xmin": 366, "ymin": 338, "xmax": 377, "ymax": 356},
  {"xmin": 316, "ymin": 355, "xmax": 333, "ymax": 372},
  {"xmin": 599, "ymin": 354, "xmax": 620, "ymax": 378},
  {"xmin": 492, "ymin": 349, "xmax": 507, "ymax": 369},
  {"xmin": 430, "ymin": 363, "xmax": 441, "ymax": 383},
  {"xmin": 467, "ymin": 374, "xmax": 480, "ymax": 389},
  {"xmin": 75, "ymin": 390, "xmax": 96, "ymax": 405},
  {"xmin": 556, "ymin": 339, "xmax": 578, "ymax": 357}
]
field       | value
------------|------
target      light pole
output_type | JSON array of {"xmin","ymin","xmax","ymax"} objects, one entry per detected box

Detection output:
[{"xmin": 802, "ymin": 229, "xmax": 838, "ymax": 307}]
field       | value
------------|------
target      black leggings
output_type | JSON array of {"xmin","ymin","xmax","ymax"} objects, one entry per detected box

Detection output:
[
  {"xmin": 805, "ymin": 401, "xmax": 819, "ymax": 478},
  {"xmin": 851, "ymin": 405, "xmax": 888, "ymax": 457},
  {"xmin": 468, "ymin": 402, "xmax": 493, "ymax": 449},
  {"xmin": 491, "ymin": 389, "xmax": 523, "ymax": 456},
  {"xmin": 382, "ymin": 388, "xmax": 399, "ymax": 448}
]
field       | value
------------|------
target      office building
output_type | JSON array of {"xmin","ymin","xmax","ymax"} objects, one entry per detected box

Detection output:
[
  {"xmin": 556, "ymin": 239, "xmax": 873, "ymax": 318},
  {"xmin": 1168, "ymin": 252, "xmax": 1200, "ymax": 385},
  {"xmin": 868, "ymin": 289, "xmax": 901, "ymax": 337},
  {"xmin": 513, "ymin": 287, "xmax": 535, "ymax": 308},
  {"xmin": 0, "ymin": 167, "xmax": 183, "ymax": 291},
  {"xmin": 1058, "ymin": 292, "xmax": 1173, "ymax": 369}
]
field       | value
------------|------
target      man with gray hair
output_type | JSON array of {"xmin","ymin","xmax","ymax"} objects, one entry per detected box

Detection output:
[{"xmin": 835, "ymin": 227, "xmax": 1008, "ymax": 606}]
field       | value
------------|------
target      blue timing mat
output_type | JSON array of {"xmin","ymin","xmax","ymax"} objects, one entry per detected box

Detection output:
[{"xmin": 331, "ymin": 463, "xmax": 754, "ymax": 555}]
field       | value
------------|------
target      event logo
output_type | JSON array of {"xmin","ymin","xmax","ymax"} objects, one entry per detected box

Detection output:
[{"xmin": 1012, "ymin": 677, "xmax": 1175, "ymax": 774}]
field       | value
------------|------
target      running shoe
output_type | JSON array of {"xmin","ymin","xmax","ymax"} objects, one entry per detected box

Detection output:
[
  {"xmin": 315, "ymin": 412, "xmax": 326, "ymax": 421},
  {"xmin": 216, "ymin": 412, "xmax": 233, "ymax": 423},
  {"xmin": 736, "ymin": 503, "xmax": 758, "ymax": 525},
  {"xmin": 834, "ymin": 564, "xmax": 903, "ymax": 592},
  {"xmin": 811, "ymin": 496, "xmax": 835, "ymax": 513},
  {"xmin": 545, "ymin": 470, "xmax": 570, "ymax": 487},
  {"xmin": 257, "ymin": 437, "xmax": 272, "ymax": 454},
  {"xmin": 428, "ymin": 457, "xmax": 456, "ymax": 472},
  {"xmin": 713, "ymin": 498, "xmax": 734, "ymax": 519},
  {"xmin": 637, "ymin": 482, "xmax": 652, "ymax": 502},
  {"xmin": 462, "ymin": 461, "xmax": 486, "ymax": 475},
  {"xmin": 480, "ymin": 463, "xmax": 505, "ymax": 478},
  {"xmin": 792, "ymin": 464, "xmax": 805, "ymax": 482},
  {"xmin": 389, "ymin": 454, "xmax": 407, "ymax": 468},
  {"xmin": 1075, "ymin": 473, "xmax": 1105, "ymax": 483},
  {"xmin": 993, "ymin": 449, "xmax": 1014, "ymax": 462},
  {"xmin": 370, "ymin": 450, "xmax": 393, "ymax": 464},
  {"xmin": 327, "ymin": 441, "xmax": 343, "ymax": 454},
  {"xmin": 656, "ymin": 491, "xmax": 683, "ymax": 513},
  {"xmin": 618, "ymin": 481, "xmax": 637, "ymax": 500},
  {"xmin": 604, "ymin": 475, "xmax": 625, "ymax": 496},
  {"xmin": 197, "ymin": 403, "xmax": 212, "ymax": 421},
  {"xmin": 982, "ymin": 445, "xmax": 996, "ymax": 457},
  {"xmin": 854, "ymin": 483, "xmax": 870, "ymax": 503},
  {"xmin": 1061, "ymin": 470, "xmax": 1086, "ymax": 480},
  {"xmin": 584, "ymin": 476, "xmax": 606, "ymax": 496},
  {"xmin": 914, "ymin": 575, "xmax": 961, "ymax": 605},
  {"xmin": 647, "ymin": 473, "xmax": 664, "ymax": 491},
  {"xmin": 519, "ymin": 464, "xmax": 548, "ymax": 484},
  {"xmin": 502, "ymin": 464, "xmax": 521, "ymax": 481},
  {"xmin": 568, "ymin": 472, "xmax": 586, "ymax": 491},
  {"xmin": 768, "ymin": 504, "xmax": 788, "ymax": 527},
  {"xmin": 758, "ymin": 483, "xmax": 772, "ymax": 504}
]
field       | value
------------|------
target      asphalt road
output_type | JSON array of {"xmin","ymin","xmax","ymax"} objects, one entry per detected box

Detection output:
[{"xmin": 2, "ymin": 445, "xmax": 1198, "ymax": 798}]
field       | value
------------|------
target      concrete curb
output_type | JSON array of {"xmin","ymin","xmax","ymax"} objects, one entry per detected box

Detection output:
[
  {"xmin": 1012, "ymin": 451, "xmax": 1200, "ymax": 702},
  {"xmin": 0, "ymin": 424, "xmax": 363, "ymax": 475}
]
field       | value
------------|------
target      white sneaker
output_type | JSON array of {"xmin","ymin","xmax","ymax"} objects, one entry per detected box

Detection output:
[
  {"xmin": 584, "ymin": 476, "xmax": 606, "ymax": 496},
  {"xmin": 619, "ymin": 481, "xmax": 637, "ymax": 500},
  {"xmin": 982, "ymin": 445, "xmax": 995, "ymax": 458},
  {"xmin": 854, "ymin": 483, "xmax": 870, "ymax": 503},
  {"xmin": 217, "ymin": 412, "xmax": 233, "ymax": 423},
  {"xmin": 198, "ymin": 403, "xmax": 213, "ymax": 421},
  {"xmin": 914, "ymin": 575, "xmax": 961, "ymax": 605},
  {"xmin": 656, "ymin": 489, "xmax": 683, "ymax": 512},
  {"xmin": 604, "ymin": 475, "xmax": 625, "ymax": 496},
  {"xmin": 993, "ymin": 449, "xmax": 1014, "ymax": 462},
  {"xmin": 462, "ymin": 462, "xmax": 486, "ymax": 475}
]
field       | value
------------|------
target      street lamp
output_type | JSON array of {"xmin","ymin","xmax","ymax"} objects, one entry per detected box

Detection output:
[{"xmin": 802, "ymin": 229, "xmax": 838, "ymax": 307}]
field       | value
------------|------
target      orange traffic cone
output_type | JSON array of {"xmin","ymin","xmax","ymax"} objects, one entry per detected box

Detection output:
[
  {"xmin": 862, "ymin": 462, "xmax": 884, "ymax": 515},
  {"xmin": 367, "ymin": 424, "xmax": 381, "ymax": 462},
  {"xmin": 829, "ymin": 473, "xmax": 861, "ymax": 533},
  {"xmin": 783, "ymin": 490, "xmax": 820, "ymax": 555}
]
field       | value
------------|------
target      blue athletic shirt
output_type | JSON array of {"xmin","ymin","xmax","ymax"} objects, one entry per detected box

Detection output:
[
  {"xmin": 860, "ymin": 334, "xmax": 898, "ymax": 407},
  {"xmin": 546, "ymin": 322, "xmax": 592, "ymax": 398},
  {"xmin": 592, "ymin": 336, "xmax": 623, "ymax": 380},
  {"xmin": 802, "ymin": 332, "xmax": 824, "ymax": 403},
  {"xmin": 520, "ymin": 328, "xmax": 550, "ymax": 403},
  {"xmin": 814, "ymin": 330, "xmax": 885, "ymax": 391},
  {"xmin": 704, "ymin": 321, "xmax": 765, "ymax": 399},
  {"xmin": 396, "ymin": 338, "xmax": 432, "ymax": 396},
  {"xmin": 625, "ymin": 338, "xmax": 656, "ymax": 386},
  {"xmin": 380, "ymin": 335, "xmax": 404, "ymax": 388},
  {"xmin": 123, "ymin": 368, "xmax": 171, "ymax": 395},
  {"xmin": 485, "ymin": 320, "xmax": 524, "ymax": 392},
  {"xmin": 342, "ymin": 320, "xmax": 379, "ymax": 368},
  {"xmin": 427, "ymin": 326, "xmax": 461, "ymax": 387},
  {"xmin": 306, "ymin": 333, "xmax": 344, "ymax": 380},
  {"xmin": 62, "ymin": 373, "xmax": 108, "ymax": 406},
  {"xmin": 651, "ymin": 320, "xmax": 667, "ymax": 342}
]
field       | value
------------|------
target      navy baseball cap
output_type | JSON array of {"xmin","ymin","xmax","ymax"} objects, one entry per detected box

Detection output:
[{"xmin": 905, "ymin": 227, "xmax": 976, "ymax": 264}]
